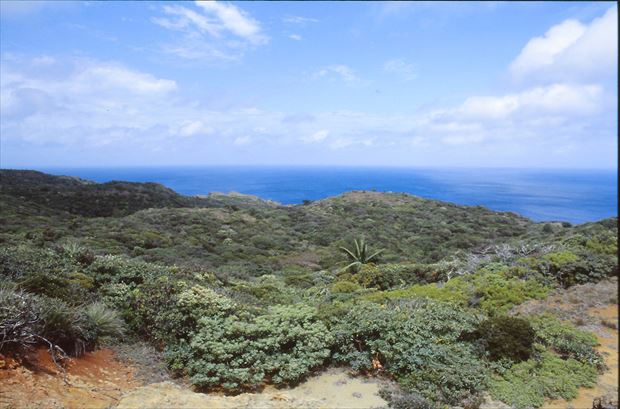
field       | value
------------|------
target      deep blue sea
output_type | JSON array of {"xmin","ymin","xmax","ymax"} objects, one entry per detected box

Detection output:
[{"xmin": 38, "ymin": 167, "xmax": 617, "ymax": 224}]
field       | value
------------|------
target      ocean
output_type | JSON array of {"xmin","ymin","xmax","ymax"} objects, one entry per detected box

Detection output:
[{"xmin": 38, "ymin": 167, "xmax": 617, "ymax": 224}]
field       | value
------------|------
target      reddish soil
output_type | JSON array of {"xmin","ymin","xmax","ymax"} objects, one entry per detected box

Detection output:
[{"xmin": 0, "ymin": 347, "xmax": 142, "ymax": 409}]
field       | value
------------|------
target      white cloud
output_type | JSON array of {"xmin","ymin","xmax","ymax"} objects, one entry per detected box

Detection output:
[
  {"xmin": 510, "ymin": 6, "xmax": 617, "ymax": 82},
  {"xmin": 178, "ymin": 121, "xmax": 214, "ymax": 137},
  {"xmin": 441, "ymin": 134, "xmax": 485, "ymax": 146},
  {"xmin": 289, "ymin": 34, "xmax": 302, "ymax": 41},
  {"xmin": 282, "ymin": 16, "xmax": 319, "ymax": 24},
  {"xmin": 195, "ymin": 1, "xmax": 267, "ymax": 45},
  {"xmin": 300, "ymin": 130, "xmax": 329, "ymax": 143},
  {"xmin": 152, "ymin": 1, "xmax": 268, "ymax": 61},
  {"xmin": 233, "ymin": 136, "xmax": 251, "ymax": 145},
  {"xmin": 72, "ymin": 64, "xmax": 177, "ymax": 94},
  {"xmin": 314, "ymin": 65, "xmax": 361, "ymax": 85},
  {"xmin": 457, "ymin": 84, "xmax": 602, "ymax": 120},
  {"xmin": 1, "ymin": 48, "xmax": 615, "ymax": 168},
  {"xmin": 383, "ymin": 59, "xmax": 416, "ymax": 81}
]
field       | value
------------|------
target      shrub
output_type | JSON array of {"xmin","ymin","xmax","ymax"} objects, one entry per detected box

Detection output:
[
  {"xmin": 166, "ymin": 303, "xmax": 332, "ymax": 391},
  {"xmin": 532, "ymin": 250, "xmax": 617, "ymax": 287},
  {"xmin": 86, "ymin": 255, "xmax": 169, "ymax": 288},
  {"xmin": 531, "ymin": 314, "xmax": 603, "ymax": 368},
  {"xmin": 465, "ymin": 316, "xmax": 535, "ymax": 362},
  {"xmin": 489, "ymin": 350, "xmax": 598, "ymax": 409},
  {"xmin": 467, "ymin": 272, "xmax": 549, "ymax": 315},
  {"xmin": 82, "ymin": 302, "xmax": 125, "ymax": 345},
  {"xmin": 397, "ymin": 345, "xmax": 488, "ymax": 405},
  {"xmin": 362, "ymin": 279, "xmax": 469, "ymax": 305},
  {"xmin": 39, "ymin": 298, "xmax": 89, "ymax": 356},
  {"xmin": 0, "ymin": 285, "xmax": 43, "ymax": 353},
  {"xmin": 363, "ymin": 272, "xmax": 548, "ymax": 315},
  {"xmin": 59, "ymin": 242, "xmax": 96, "ymax": 266},
  {"xmin": 331, "ymin": 299, "xmax": 487, "ymax": 406},
  {"xmin": 0, "ymin": 245, "xmax": 94, "ymax": 305},
  {"xmin": 379, "ymin": 386, "xmax": 439, "ymax": 409},
  {"xmin": 356, "ymin": 262, "xmax": 448, "ymax": 290}
]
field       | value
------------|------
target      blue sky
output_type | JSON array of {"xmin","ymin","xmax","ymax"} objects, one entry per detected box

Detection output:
[{"xmin": 0, "ymin": 1, "xmax": 617, "ymax": 168}]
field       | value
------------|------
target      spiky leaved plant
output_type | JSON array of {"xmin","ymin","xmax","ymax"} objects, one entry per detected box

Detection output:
[{"xmin": 340, "ymin": 238, "xmax": 383, "ymax": 273}]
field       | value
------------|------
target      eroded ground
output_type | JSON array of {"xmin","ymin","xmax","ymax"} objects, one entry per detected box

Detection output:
[
  {"xmin": 1, "ymin": 349, "xmax": 387, "ymax": 409},
  {"xmin": 0, "ymin": 348, "xmax": 141, "ymax": 409}
]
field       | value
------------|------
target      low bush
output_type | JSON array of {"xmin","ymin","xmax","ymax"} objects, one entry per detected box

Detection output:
[
  {"xmin": 331, "ymin": 299, "xmax": 487, "ymax": 406},
  {"xmin": 0, "ymin": 285, "xmax": 43, "ymax": 353},
  {"xmin": 166, "ymin": 302, "xmax": 332, "ymax": 391},
  {"xmin": 489, "ymin": 350, "xmax": 598, "ymax": 409},
  {"xmin": 379, "ymin": 386, "xmax": 439, "ymax": 409},
  {"xmin": 363, "ymin": 271, "xmax": 548, "ymax": 315},
  {"xmin": 464, "ymin": 316, "xmax": 535, "ymax": 362},
  {"xmin": 82, "ymin": 302, "xmax": 125, "ymax": 346},
  {"xmin": 0, "ymin": 285, "xmax": 124, "ymax": 357},
  {"xmin": 532, "ymin": 314, "xmax": 603, "ymax": 368},
  {"xmin": 355, "ymin": 262, "xmax": 450, "ymax": 290}
]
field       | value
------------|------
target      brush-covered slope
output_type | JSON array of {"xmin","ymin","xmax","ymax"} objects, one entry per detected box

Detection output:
[{"xmin": 1, "ymin": 170, "xmax": 539, "ymax": 271}]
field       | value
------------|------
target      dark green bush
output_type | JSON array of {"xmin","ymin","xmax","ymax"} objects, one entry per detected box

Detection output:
[
  {"xmin": 331, "ymin": 299, "xmax": 487, "ymax": 406},
  {"xmin": 465, "ymin": 316, "xmax": 535, "ymax": 362}
]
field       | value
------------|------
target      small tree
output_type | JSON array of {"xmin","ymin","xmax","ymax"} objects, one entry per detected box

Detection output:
[{"xmin": 340, "ymin": 238, "xmax": 383, "ymax": 273}]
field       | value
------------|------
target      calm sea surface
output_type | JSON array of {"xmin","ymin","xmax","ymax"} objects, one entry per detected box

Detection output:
[{"xmin": 38, "ymin": 167, "xmax": 617, "ymax": 224}]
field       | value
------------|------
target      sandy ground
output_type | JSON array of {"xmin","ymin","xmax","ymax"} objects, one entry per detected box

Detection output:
[{"xmin": 115, "ymin": 369, "xmax": 387, "ymax": 409}]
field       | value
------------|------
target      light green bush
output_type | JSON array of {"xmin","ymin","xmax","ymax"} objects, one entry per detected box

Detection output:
[
  {"xmin": 489, "ymin": 350, "xmax": 598, "ymax": 409},
  {"xmin": 166, "ymin": 303, "xmax": 332, "ymax": 391},
  {"xmin": 532, "ymin": 314, "xmax": 603, "ymax": 368}
]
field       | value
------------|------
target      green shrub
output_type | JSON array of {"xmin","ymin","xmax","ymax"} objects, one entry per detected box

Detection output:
[
  {"xmin": 86, "ymin": 255, "xmax": 170, "ymax": 288},
  {"xmin": 58, "ymin": 242, "xmax": 96, "ymax": 266},
  {"xmin": 166, "ymin": 303, "xmax": 332, "ymax": 391},
  {"xmin": 0, "ymin": 245, "xmax": 94, "ymax": 305},
  {"xmin": 489, "ymin": 350, "xmax": 598, "ymax": 409},
  {"xmin": 331, "ymin": 299, "xmax": 487, "ymax": 406},
  {"xmin": 82, "ymin": 302, "xmax": 124, "ymax": 345},
  {"xmin": 465, "ymin": 316, "xmax": 535, "ymax": 362},
  {"xmin": 397, "ymin": 345, "xmax": 488, "ymax": 405},
  {"xmin": 363, "ymin": 272, "xmax": 548, "ymax": 315},
  {"xmin": 362, "ymin": 279, "xmax": 469, "ymax": 305},
  {"xmin": 530, "ymin": 250, "xmax": 617, "ymax": 287},
  {"xmin": 379, "ymin": 386, "xmax": 439, "ymax": 409},
  {"xmin": 532, "ymin": 314, "xmax": 603, "ymax": 368},
  {"xmin": 39, "ymin": 298, "xmax": 90, "ymax": 355},
  {"xmin": 467, "ymin": 272, "xmax": 549, "ymax": 315},
  {"xmin": 356, "ymin": 262, "xmax": 449, "ymax": 290}
]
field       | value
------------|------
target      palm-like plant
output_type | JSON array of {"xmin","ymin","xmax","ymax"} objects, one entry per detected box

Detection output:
[{"xmin": 340, "ymin": 238, "xmax": 383, "ymax": 272}]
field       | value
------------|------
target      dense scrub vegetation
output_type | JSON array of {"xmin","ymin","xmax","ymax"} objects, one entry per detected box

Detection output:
[{"xmin": 0, "ymin": 170, "xmax": 617, "ymax": 408}]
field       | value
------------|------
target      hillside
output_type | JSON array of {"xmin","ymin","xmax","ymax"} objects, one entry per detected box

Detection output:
[{"xmin": 0, "ymin": 170, "xmax": 617, "ymax": 409}]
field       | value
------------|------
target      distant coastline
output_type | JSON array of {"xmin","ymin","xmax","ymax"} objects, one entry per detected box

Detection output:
[{"xmin": 22, "ymin": 166, "xmax": 619, "ymax": 224}]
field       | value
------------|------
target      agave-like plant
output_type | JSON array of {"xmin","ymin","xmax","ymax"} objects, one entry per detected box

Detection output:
[{"xmin": 340, "ymin": 238, "xmax": 383, "ymax": 272}]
